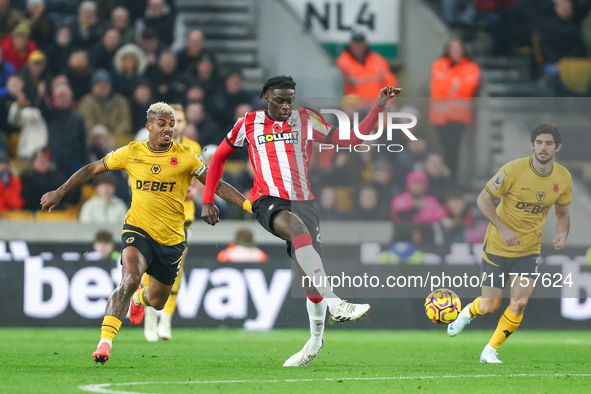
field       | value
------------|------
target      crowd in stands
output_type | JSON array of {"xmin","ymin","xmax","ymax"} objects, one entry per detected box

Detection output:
[
  {"xmin": 0, "ymin": 0, "xmax": 257, "ymax": 224},
  {"xmin": 440, "ymin": 0, "xmax": 591, "ymax": 94},
  {"xmin": 0, "ymin": 1, "xmax": 541, "ymax": 247}
]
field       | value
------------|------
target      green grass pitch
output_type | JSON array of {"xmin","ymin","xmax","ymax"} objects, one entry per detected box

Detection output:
[{"xmin": 0, "ymin": 328, "xmax": 589, "ymax": 393}]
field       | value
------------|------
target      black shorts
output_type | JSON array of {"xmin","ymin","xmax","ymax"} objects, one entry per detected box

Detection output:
[
  {"xmin": 252, "ymin": 196, "xmax": 322, "ymax": 258},
  {"xmin": 121, "ymin": 224, "xmax": 185, "ymax": 286},
  {"xmin": 480, "ymin": 251, "xmax": 540, "ymax": 289}
]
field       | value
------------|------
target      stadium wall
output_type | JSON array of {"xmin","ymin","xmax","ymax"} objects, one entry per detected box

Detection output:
[{"xmin": 2, "ymin": 241, "xmax": 589, "ymax": 330}]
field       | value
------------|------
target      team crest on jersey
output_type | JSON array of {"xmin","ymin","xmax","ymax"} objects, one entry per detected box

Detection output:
[
  {"xmin": 126, "ymin": 237, "xmax": 134, "ymax": 244},
  {"xmin": 288, "ymin": 116, "xmax": 297, "ymax": 127},
  {"xmin": 268, "ymin": 204, "xmax": 275, "ymax": 211},
  {"xmin": 151, "ymin": 164, "xmax": 161, "ymax": 174},
  {"xmin": 553, "ymin": 183, "xmax": 559, "ymax": 192},
  {"xmin": 169, "ymin": 156, "xmax": 179, "ymax": 166},
  {"xmin": 536, "ymin": 191, "xmax": 546, "ymax": 201}
]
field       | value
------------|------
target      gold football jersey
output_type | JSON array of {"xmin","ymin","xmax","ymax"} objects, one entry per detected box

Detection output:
[
  {"xmin": 104, "ymin": 141, "xmax": 206, "ymax": 245},
  {"xmin": 483, "ymin": 157, "xmax": 572, "ymax": 257},
  {"xmin": 180, "ymin": 136, "xmax": 202, "ymax": 223}
]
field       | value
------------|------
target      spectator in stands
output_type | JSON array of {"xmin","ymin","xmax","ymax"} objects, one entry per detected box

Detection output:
[
  {"xmin": 371, "ymin": 158, "xmax": 401, "ymax": 211},
  {"xmin": 0, "ymin": 47, "xmax": 15, "ymax": 98},
  {"xmin": 45, "ymin": 25, "xmax": 74, "ymax": 76},
  {"xmin": 217, "ymin": 228, "xmax": 269, "ymax": 263},
  {"xmin": 64, "ymin": 49, "xmax": 91, "ymax": 101},
  {"xmin": 395, "ymin": 131, "xmax": 433, "ymax": 182},
  {"xmin": 89, "ymin": 28, "xmax": 121, "ymax": 73},
  {"xmin": 183, "ymin": 82, "xmax": 205, "ymax": 105},
  {"xmin": 20, "ymin": 148, "xmax": 69, "ymax": 211},
  {"xmin": 1, "ymin": 22, "xmax": 38, "ymax": 71},
  {"xmin": 0, "ymin": 150, "xmax": 24, "ymax": 212},
  {"xmin": 137, "ymin": 26, "xmax": 162, "ymax": 67},
  {"xmin": 110, "ymin": 6, "xmax": 134, "ymax": 45},
  {"xmin": 211, "ymin": 71, "xmax": 256, "ymax": 130},
  {"xmin": 112, "ymin": 43, "xmax": 148, "ymax": 100},
  {"xmin": 93, "ymin": 229, "xmax": 120, "ymax": 263},
  {"xmin": 87, "ymin": 124, "xmax": 113, "ymax": 162},
  {"xmin": 335, "ymin": 31, "xmax": 397, "ymax": 102},
  {"xmin": 176, "ymin": 30, "xmax": 214, "ymax": 73},
  {"xmin": 391, "ymin": 170, "xmax": 452, "ymax": 244},
  {"xmin": 442, "ymin": 0, "xmax": 475, "ymax": 27},
  {"xmin": 0, "ymin": 0, "xmax": 23, "ymax": 40},
  {"xmin": 79, "ymin": 69, "xmax": 132, "ymax": 136},
  {"xmin": 7, "ymin": 74, "xmax": 47, "ymax": 158},
  {"xmin": 25, "ymin": 0, "xmax": 53, "ymax": 50},
  {"xmin": 79, "ymin": 172, "xmax": 127, "ymax": 224},
  {"xmin": 135, "ymin": 0, "xmax": 176, "ymax": 48},
  {"xmin": 70, "ymin": 0, "xmax": 105, "ymax": 49},
  {"xmin": 0, "ymin": 73, "xmax": 32, "ymax": 141},
  {"xmin": 518, "ymin": 0, "xmax": 590, "ymax": 85},
  {"xmin": 429, "ymin": 36, "xmax": 480, "ymax": 178},
  {"xmin": 130, "ymin": 82, "xmax": 152, "ymax": 133},
  {"xmin": 41, "ymin": 83, "xmax": 86, "ymax": 175},
  {"xmin": 186, "ymin": 101, "xmax": 221, "ymax": 147},
  {"xmin": 182, "ymin": 53, "xmax": 221, "ymax": 97},
  {"xmin": 422, "ymin": 152, "xmax": 458, "ymax": 204},
  {"xmin": 443, "ymin": 191, "xmax": 474, "ymax": 243},
  {"xmin": 315, "ymin": 186, "xmax": 345, "ymax": 221},
  {"xmin": 19, "ymin": 50, "xmax": 52, "ymax": 103},
  {"xmin": 351, "ymin": 185, "xmax": 383, "ymax": 221},
  {"xmin": 146, "ymin": 51, "xmax": 183, "ymax": 103}
]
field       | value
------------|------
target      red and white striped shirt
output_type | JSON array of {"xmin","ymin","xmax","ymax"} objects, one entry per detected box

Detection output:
[{"xmin": 203, "ymin": 105, "xmax": 384, "ymax": 204}]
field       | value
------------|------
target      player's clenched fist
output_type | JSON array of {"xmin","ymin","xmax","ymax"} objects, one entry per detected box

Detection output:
[
  {"xmin": 201, "ymin": 202, "xmax": 220, "ymax": 226},
  {"xmin": 500, "ymin": 227, "xmax": 521, "ymax": 247},
  {"xmin": 376, "ymin": 86, "xmax": 402, "ymax": 108}
]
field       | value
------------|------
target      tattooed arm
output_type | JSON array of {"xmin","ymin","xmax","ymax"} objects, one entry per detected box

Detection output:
[
  {"xmin": 196, "ymin": 169, "xmax": 248, "ymax": 225},
  {"xmin": 40, "ymin": 159, "xmax": 107, "ymax": 212}
]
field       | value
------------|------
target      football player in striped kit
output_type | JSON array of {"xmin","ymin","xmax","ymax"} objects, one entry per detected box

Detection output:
[{"xmin": 202, "ymin": 76, "xmax": 401, "ymax": 366}]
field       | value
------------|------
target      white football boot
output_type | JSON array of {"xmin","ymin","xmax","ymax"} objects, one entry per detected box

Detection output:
[
  {"xmin": 447, "ymin": 302, "xmax": 475, "ymax": 336},
  {"xmin": 480, "ymin": 343, "xmax": 503, "ymax": 363},
  {"xmin": 144, "ymin": 307, "xmax": 159, "ymax": 342},
  {"xmin": 328, "ymin": 300, "xmax": 370, "ymax": 323},
  {"xmin": 158, "ymin": 312, "xmax": 173, "ymax": 340},
  {"xmin": 283, "ymin": 337, "xmax": 324, "ymax": 367}
]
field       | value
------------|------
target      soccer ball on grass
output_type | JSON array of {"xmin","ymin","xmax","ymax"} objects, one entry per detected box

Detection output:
[{"xmin": 424, "ymin": 288, "xmax": 461, "ymax": 325}]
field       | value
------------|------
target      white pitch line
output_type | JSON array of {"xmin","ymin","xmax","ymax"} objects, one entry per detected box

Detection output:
[{"xmin": 79, "ymin": 374, "xmax": 591, "ymax": 394}]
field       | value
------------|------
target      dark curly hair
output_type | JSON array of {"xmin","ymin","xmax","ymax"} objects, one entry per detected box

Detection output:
[
  {"xmin": 259, "ymin": 75, "xmax": 296, "ymax": 99},
  {"xmin": 531, "ymin": 123, "xmax": 562, "ymax": 145}
]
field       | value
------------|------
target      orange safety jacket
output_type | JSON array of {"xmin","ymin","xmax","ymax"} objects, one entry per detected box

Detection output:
[
  {"xmin": 429, "ymin": 57, "xmax": 481, "ymax": 126},
  {"xmin": 336, "ymin": 49, "xmax": 397, "ymax": 99}
]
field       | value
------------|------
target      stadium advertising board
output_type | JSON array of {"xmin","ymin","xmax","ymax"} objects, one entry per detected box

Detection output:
[
  {"xmin": 285, "ymin": 0, "xmax": 401, "ymax": 59},
  {"xmin": 0, "ymin": 241, "xmax": 589, "ymax": 329}
]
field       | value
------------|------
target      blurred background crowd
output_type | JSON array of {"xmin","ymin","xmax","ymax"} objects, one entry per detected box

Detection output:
[{"xmin": 0, "ymin": 0, "xmax": 590, "ymax": 250}]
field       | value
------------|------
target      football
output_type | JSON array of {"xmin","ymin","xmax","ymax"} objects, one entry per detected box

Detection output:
[{"xmin": 425, "ymin": 288, "xmax": 462, "ymax": 325}]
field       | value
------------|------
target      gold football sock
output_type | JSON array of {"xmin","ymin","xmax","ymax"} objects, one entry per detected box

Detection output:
[
  {"xmin": 100, "ymin": 316, "xmax": 122, "ymax": 341},
  {"xmin": 469, "ymin": 297, "xmax": 482, "ymax": 317},
  {"xmin": 142, "ymin": 273, "xmax": 150, "ymax": 287},
  {"xmin": 163, "ymin": 267, "xmax": 183, "ymax": 315},
  {"xmin": 489, "ymin": 307, "xmax": 522, "ymax": 349},
  {"xmin": 135, "ymin": 287, "xmax": 147, "ymax": 306}
]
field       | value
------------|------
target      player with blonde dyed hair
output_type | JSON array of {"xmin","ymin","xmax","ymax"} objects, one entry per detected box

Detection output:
[
  {"xmin": 143, "ymin": 103, "xmax": 202, "ymax": 342},
  {"xmin": 41, "ymin": 102, "xmax": 250, "ymax": 364}
]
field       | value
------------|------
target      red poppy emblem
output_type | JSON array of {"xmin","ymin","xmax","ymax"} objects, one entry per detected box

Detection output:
[
  {"xmin": 170, "ymin": 156, "xmax": 179, "ymax": 166},
  {"xmin": 553, "ymin": 183, "xmax": 559, "ymax": 192},
  {"xmin": 273, "ymin": 123, "xmax": 282, "ymax": 132}
]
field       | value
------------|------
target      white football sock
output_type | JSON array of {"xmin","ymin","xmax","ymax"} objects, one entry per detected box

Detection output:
[
  {"xmin": 307, "ymin": 298, "xmax": 326, "ymax": 351},
  {"xmin": 293, "ymin": 236, "xmax": 339, "ymax": 299},
  {"xmin": 98, "ymin": 338, "xmax": 112, "ymax": 349}
]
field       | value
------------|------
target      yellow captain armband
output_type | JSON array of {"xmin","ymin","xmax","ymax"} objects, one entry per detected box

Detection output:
[{"xmin": 243, "ymin": 200, "xmax": 252, "ymax": 214}]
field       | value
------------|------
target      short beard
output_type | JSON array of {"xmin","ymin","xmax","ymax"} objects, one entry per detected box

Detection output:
[{"xmin": 535, "ymin": 155, "xmax": 551, "ymax": 165}]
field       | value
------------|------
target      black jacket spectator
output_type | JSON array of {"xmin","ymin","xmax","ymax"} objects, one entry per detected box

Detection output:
[
  {"xmin": 89, "ymin": 28, "xmax": 121, "ymax": 73},
  {"xmin": 136, "ymin": 0, "xmax": 176, "ymax": 47},
  {"xmin": 45, "ymin": 25, "xmax": 75, "ymax": 75}
]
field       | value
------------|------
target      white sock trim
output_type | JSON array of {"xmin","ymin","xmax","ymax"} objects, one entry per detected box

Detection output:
[{"xmin": 98, "ymin": 338, "xmax": 112, "ymax": 349}]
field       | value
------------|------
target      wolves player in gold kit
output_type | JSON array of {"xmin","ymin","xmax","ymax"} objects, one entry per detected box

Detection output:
[
  {"xmin": 41, "ymin": 102, "xmax": 250, "ymax": 364},
  {"xmin": 448, "ymin": 123, "xmax": 572, "ymax": 363},
  {"xmin": 142, "ymin": 103, "xmax": 202, "ymax": 342}
]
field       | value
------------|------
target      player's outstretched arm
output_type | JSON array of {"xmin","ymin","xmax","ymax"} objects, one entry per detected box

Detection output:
[
  {"xmin": 329, "ymin": 86, "xmax": 402, "ymax": 147},
  {"xmin": 476, "ymin": 188, "xmax": 521, "ymax": 246},
  {"xmin": 552, "ymin": 204, "xmax": 570, "ymax": 250},
  {"xmin": 197, "ymin": 169, "xmax": 249, "ymax": 226},
  {"xmin": 40, "ymin": 159, "xmax": 107, "ymax": 212}
]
